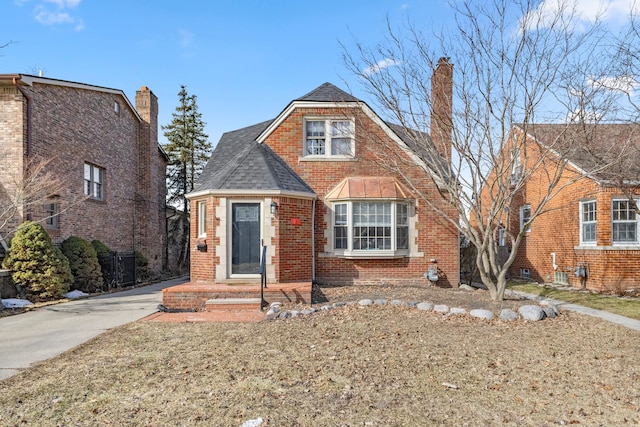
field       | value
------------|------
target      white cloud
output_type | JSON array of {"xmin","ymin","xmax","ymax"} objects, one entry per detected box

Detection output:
[
  {"xmin": 35, "ymin": 9, "xmax": 73, "ymax": 25},
  {"xmin": 31, "ymin": 1, "xmax": 84, "ymax": 31},
  {"xmin": 362, "ymin": 58, "xmax": 399, "ymax": 76},
  {"xmin": 522, "ymin": 0, "xmax": 638, "ymax": 31},
  {"xmin": 43, "ymin": 0, "xmax": 82, "ymax": 8},
  {"xmin": 588, "ymin": 75, "xmax": 640, "ymax": 94}
]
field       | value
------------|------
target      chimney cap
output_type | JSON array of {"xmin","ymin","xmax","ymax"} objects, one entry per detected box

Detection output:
[{"xmin": 140, "ymin": 86, "xmax": 150, "ymax": 91}]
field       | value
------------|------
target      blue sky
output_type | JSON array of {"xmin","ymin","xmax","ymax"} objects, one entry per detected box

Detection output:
[
  {"xmin": 1, "ymin": 0, "xmax": 451, "ymax": 146},
  {"xmin": 2, "ymin": 0, "xmax": 637, "ymax": 146}
]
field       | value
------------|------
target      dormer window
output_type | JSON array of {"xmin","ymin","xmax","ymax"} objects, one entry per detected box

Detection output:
[{"xmin": 304, "ymin": 118, "xmax": 354, "ymax": 158}]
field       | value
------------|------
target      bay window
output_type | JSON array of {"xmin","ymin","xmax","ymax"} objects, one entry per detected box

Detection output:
[{"xmin": 333, "ymin": 201, "xmax": 410, "ymax": 256}]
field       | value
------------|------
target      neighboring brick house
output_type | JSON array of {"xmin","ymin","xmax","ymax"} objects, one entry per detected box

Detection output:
[
  {"xmin": 0, "ymin": 74, "xmax": 167, "ymax": 271},
  {"xmin": 162, "ymin": 60, "xmax": 460, "ymax": 311},
  {"xmin": 503, "ymin": 123, "xmax": 640, "ymax": 292}
]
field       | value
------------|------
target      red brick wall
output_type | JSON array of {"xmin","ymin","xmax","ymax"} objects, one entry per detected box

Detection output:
[
  {"xmin": 264, "ymin": 106, "xmax": 459, "ymax": 287},
  {"xmin": 507, "ymin": 137, "xmax": 640, "ymax": 292},
  {"xmin": 0, "ymin": 80, "xmax": 166, "ymax": 271},
  {"xmin": 189, "ymin": 196, "xmax": 217, "ymax": 283},
  {"xmin": 272, "ymin": 196, "xmax": 313, "ymax": 282}
]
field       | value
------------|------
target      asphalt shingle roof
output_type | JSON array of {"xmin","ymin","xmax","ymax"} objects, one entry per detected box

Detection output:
[
  {"xmin": 194, "ymin": 120, "xmax": 315, "ymax": 194},
  {"xmin": 520, "ymin": 123, "xmax": 640, "ymax": 184}
]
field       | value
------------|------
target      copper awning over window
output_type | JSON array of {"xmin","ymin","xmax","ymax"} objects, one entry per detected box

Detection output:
[{"xmin": 325, "ymin": 177, "xmax": 413, "ymax": 200}]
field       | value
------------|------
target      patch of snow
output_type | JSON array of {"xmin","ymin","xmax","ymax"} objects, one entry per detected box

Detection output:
[
  {"xmin": 2, "ymin": 298, "xmax": 33, "ymax": 309},
  {"xmin": 65, "ymin": 290, "xmax": 89, "ymax": 299},
  {"xmin": 240, "ymin": 418, "xmax": 263, "ymax": 427}
]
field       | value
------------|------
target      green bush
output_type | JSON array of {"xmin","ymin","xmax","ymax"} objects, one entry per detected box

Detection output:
[
  {"xmin": 1, "ymin": 221, "xmax": 72, "ymax": 300},
  {"xmin": 60, "ymin": 236, "xmax": 103, "ymax": 293},
  {"xmin": 135, "ymin": 250, "xmax": 150, "ymax": 282},
  {"xmin": 91, "ymin": 239, "xmax": 112, "ymax": 286}
]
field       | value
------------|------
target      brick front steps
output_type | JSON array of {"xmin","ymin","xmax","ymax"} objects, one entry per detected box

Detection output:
[{"xmin": 161, "ymin": 281, "xmax": 312, "ymax": 312}]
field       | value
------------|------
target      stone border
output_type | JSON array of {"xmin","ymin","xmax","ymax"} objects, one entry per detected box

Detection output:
[{"xmin": 265, "ymin": 298, "xmax": 560, "ymax": 322}]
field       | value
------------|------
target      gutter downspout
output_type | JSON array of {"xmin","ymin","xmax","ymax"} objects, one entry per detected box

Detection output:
[
  {"xmin": 12, "ymin": 77, "xmax": 32, "ymax": 157},
  {"xmin": 311, "ymin": 199, "xmax": 316, "ymax": 282}
]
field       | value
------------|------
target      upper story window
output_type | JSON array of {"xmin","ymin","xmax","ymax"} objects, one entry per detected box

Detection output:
[
  {"xmin": 612, "ymin": 199, "xmax": 638, "ymax": 244},
  {"xmin": 519, "ymin": 204, "xmax": 531, "ymax": 232},
  {"xmin": 333, "ymin": 201, "xmax": 409, "ymax": 257},
  {"xmin": 84, "ymin": 163, "xmax": 105, "ymax": 200},
  {"xmin": 580, "ymin": 200, "xmax": 596, "ymax": 244},
  {"xmin": 304, "ymin": 118, "xmax": 354, "ymax": 158}
]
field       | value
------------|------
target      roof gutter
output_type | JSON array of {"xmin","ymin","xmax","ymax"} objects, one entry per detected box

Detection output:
[{"xmin": 12, "ymin": 76, "xmax": 31, "ymax": 157}]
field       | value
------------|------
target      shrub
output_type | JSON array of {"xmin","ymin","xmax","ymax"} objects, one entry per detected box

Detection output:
[
  {"xmin": 60, "ymin": 236, "xmax": 103, "ymax": 293},
  {"xmin": 91, "ymin": 239, "xmax": 112, "ymax": 286},
  {"xmin": 135, "ymin": 250, "xmax": 150, "ymax": 282},
  {"xmin": 1, "ymin": 221, "xmax": 72, "ymax": 300}
]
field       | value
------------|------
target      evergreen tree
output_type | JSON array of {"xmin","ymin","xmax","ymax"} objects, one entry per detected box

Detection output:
[
  {"xmin": 2, "ymin": 221, "xmax": 72, "ymax": 300},
  {"xmin": 162, "ymin": 85, "xmax": 211, "ymax": 269},
  {"xmin": 60, "ymin": 236, "xmax": 103, "ymax": 293}
]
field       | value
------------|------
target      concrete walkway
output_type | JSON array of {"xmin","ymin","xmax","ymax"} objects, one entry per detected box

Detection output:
[
  {"xmin": 0, "ymin": 276, "xmax": 188, "ymax": 381},
  {"xmin": 512, "ymin": 290, "xmax": 640, "ymax": 332}
]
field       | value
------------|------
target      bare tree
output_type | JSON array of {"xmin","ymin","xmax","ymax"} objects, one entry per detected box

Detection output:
[{"xmin": 344, "ymin": 0, "xmax": 629, "ymax": 300}]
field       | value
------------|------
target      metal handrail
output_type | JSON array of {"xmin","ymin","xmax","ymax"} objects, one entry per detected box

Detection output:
[{"xmin": 259, "ymin": 245, "xmax": 267, "ymax": 310}]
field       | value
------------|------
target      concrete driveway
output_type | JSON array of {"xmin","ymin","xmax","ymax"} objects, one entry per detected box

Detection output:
[{"xmin": 0, "ymin": 276, "xmax": 188, "ymax": 381}]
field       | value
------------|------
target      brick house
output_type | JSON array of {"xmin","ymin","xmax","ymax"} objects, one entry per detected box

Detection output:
[
  {"xmin": 0, "ymin": 74, "xmax": 167, "ymax": 271},
  {"xmin": 503, "ymin": 123, "xmax": 640, "ymax": 292},
  {"xmin": 163, "ymin": 60, "xmax": 459, "ymax": 311}
]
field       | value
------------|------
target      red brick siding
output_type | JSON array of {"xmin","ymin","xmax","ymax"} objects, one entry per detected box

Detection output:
[
  {"xmin": 272, "ymin": 197, "xmax": 313, "ymax": 282},
  {"xmin": 265, "ymin": 107, "xmax": 459, "ymax": 287}
]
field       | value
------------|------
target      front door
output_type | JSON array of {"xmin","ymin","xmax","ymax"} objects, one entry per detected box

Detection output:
[{"xmin": 231, "ymin": 203, "xmax": 261, "ymax": 275}]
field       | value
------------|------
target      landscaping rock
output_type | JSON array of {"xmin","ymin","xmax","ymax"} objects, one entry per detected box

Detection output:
[
  {"xmin": 434, "ymin": 304, "xmax": 450, "ymax": 314},
  {"xmin": 542, "ymin": 306, "xmax": 556, "ymax": 318},
  {"xmin": 416, "ymin": 302, "xmax": 434, "ymax": 311},
  {"xmin": 359, "ymin": 299, "xmax": 373, "ymax": 306},
  {"xmin": 290, "ymin": 310, "xmax": 300, "ymax": 317},
  {"xmin": 278, "ymin": 311, "xmax": 291, "ymax": 319},
  {"xmin": 301, "ymin": 309, "xmax": 314, "ymax": 315},
  {"xmin": 321, "ymin": 305, "xmax": 333, "ymax": 311},
  {"xmin": 499, "ymin": 309, "xmax": 519, "ymax": 321},
  {"xmin": 405, "ymin": 301, "xmax": 418, "ymax": 307},
  {"xmin": 390, "ymin": 299, "xmax": 403, "ymax": 305},
  {"xmin": 540, "ymin": 301, "xmax": 560, "ymax": 315},
  {"xmin": 449, "ymin": 307, "xmax": 467, "ymax": 315},
  {"xmin": 470, "ymin": 309, "xmax": 494, "ymax": 320},
  {"xmin": 374, "ymin": 299, "xmax": 387, "ymax": 305},
  {"xmin": 518, "ymin": 305, "xmax": 545, "ymax": 321},
  {"xmin": 333, "ymin": 302, "xmax": 346, "ymax": 308},
  {"xmin": 458, "ymin": 284, "xmax": 476, "ymax": 292}
]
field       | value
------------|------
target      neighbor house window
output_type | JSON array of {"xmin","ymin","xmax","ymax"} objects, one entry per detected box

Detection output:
[
  {"xmin": 612, "ymin": 199, "xmax": 638, "ymax": 244},
  {"xmin": 580, "ymin": 201, "xmax": 596, "ymax": 244},
  {"xmin": 84, "ymin": 163, "xmax": 104, "ymax": 200},
  {"xmin": 304, "ymin": 118, "xmax": 354, "ymax": 157},
  {"xmin": 333, "ymin": 201, "xmax": 410, "ymax": 255},
  {"xmin": 520, "ymin": 204, "xmax": 531, "ymax": 232},
  {"xmin": 44, "ymin": 202, "xmax": 59, "ymax": 229},
  {"xmin": 197, "ymin": 201, "xmax": 207, "ymax": 238}
]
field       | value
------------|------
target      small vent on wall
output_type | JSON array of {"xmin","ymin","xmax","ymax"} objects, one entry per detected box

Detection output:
[
  {"xmin": 554, "ymin": 271, "xmax": 569, "ymax": 285},
  {"xmin": 520, "ymin": 268, "xmax": 531, "ymax": 279},
  {"xmin": 114, "ymin": 101, "xmax": 120, "ymax": 114}
]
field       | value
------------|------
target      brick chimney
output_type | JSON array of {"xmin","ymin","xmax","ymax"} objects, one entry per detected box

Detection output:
[{"xmin": 431, "ymin": 57, "xmax": 453, "ymax": 162}]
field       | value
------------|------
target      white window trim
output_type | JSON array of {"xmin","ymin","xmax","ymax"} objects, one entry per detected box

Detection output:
[
  {"xmin": 44, "ymin": 202, "xmax": 59, "ymax": 229},
  {"xmin": 579, "ymin": 200, "xmax": 597, "ymax": 246},
  {"xmin": 611, "ymin": 198, "xmax": 639, "ymax": 246},
  {"xmin": 197, "ymin": 201, "xmax": 207, "ymax": 238},
  {"xmin": 331, "ymin": 200, "xmax": 410, "ymax": 259},
  {"xmin": 302, "ymin": 117, "xmax": 355, "ymax": 159},
  {"xmin": 84, "ymin": 163, "xmax": 104, "ymax": 200},
  {"xmin": 519, "ymin": 204, "xmax": 531, "ymax": 233}
]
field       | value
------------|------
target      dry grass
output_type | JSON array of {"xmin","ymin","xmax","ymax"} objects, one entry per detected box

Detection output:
[{"xmin": 0, "ymin": 284, "xmax": 639, "ymax": 426}]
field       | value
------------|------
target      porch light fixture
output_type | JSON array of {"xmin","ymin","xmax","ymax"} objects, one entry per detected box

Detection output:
[{"xmin": 270, "ymin": 201, "xmax": 277, "ymax": 215}]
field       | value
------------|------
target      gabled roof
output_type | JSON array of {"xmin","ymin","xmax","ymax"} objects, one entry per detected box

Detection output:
[
  {"xmin": 0, "ymin": 74, "xmax": 141, "ymax": 122},
  {"xmin": 517, "ymin": 123, "xmax": 640, "ymax": 185},
  {"xmin": 190, "ymin": 120, "xmax": 315, "ymax": 198},
  {"xmin": 295, "ymin": 82, "xmax": 360, "ymax": 103}
]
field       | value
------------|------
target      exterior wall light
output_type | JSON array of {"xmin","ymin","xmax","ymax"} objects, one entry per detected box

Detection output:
[{"xmin": 270, "ymin": 201, "xmax": 277, "ymax": 215}]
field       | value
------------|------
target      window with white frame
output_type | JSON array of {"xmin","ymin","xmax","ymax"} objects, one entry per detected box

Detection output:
[
  {"xmin": 84, "ymin": 163, "xmax": 104, "ymax": 200},
  {"xmin": 580, "ymin": 200, "xmax": 596, "ymax": 244},
  {"xmin": 333, "ymin": 201, "xmax": 409, "ymax": 255},
  {"xmin": 511, "ymin": 148, "xmax": 521, "ymax": 184},
  {"xmin": 612, "ymin": 199, "xmax": 638, "ymax": 244},
  {"xmin": 197, "ymin": 201, "xmax": 207, "ymax": 238},
  {"xmin": 44, "ymin": 202, "xmax": 59, "ymax": 229},
  {"xmin": 519, "ymin": 204, "xmax": 531, "ymax": 232},
  {"xmin": 304, "ymin": 118, "xmax": 354, "ymax": 157}
]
